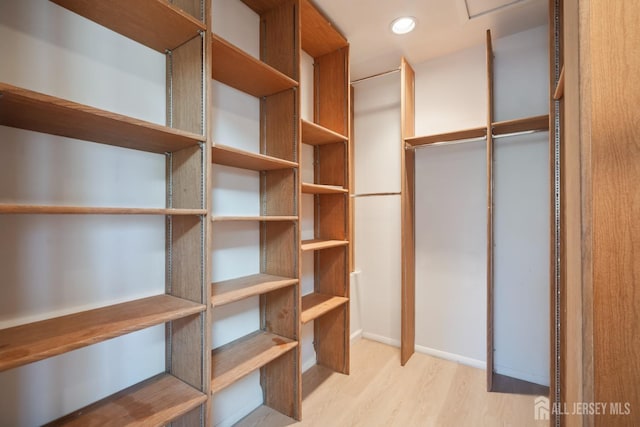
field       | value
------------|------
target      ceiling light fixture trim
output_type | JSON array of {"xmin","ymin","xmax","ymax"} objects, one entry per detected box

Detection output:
[{"xmin": 390, "ymin": 16, "xmax": 417, "ymax": 35}]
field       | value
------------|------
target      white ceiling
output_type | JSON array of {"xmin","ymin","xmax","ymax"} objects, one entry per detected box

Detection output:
[{"xmin": 312, "ymin": 0, "xmax": 548, "ymax": 80}]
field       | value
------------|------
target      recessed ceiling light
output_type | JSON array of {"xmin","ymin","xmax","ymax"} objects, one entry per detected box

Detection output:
[{"xmin": 391, "ymin": 16, "xmax": 416, "ymax": 35}]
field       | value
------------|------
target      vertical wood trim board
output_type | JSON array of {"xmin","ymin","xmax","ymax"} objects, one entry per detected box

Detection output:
[
  {"xmin": 485, "ymin": 29, "xmax": 496, "ymax": 391},
  {"xmin": 400, "ymin": 57, "xmax": 416, "ymax": 366}
]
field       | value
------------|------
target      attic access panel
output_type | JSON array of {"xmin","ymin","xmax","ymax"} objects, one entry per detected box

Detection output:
[{"xmin": 464, "ymin": 0, "xmax": 527, "ymax": 19}]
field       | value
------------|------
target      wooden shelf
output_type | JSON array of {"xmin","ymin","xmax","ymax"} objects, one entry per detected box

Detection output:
[
  {"xmin": 212, "ymin": 274, "xmax": 298, "ymax": 307},
  {"xmin": 212, "ymin": 144, "xmax": 298, "ymax": 171},
  {"xmin": 0, "ymin": 205, "xmax": 206, "ymax": 215},
  {"xmin": 0, "ymin": 83, "xmax": 203, "ymax": 154},
  {"xmin": 301, "ymin": 183, "xmax": 348, "ymax": 194},
  {"xmin": 301, "ymin": 239, "xmax": 349, "ymax": 252},
  {"xmin": 553, "ymin": 65, "xmax": 565, "ymax": 100},
  {"xmin": 405, "ymin": 126, "xmax": 487, "ymax": 147},
  {"xmin": 301, "ymin": 293, "xmax": 348, "ymax": 324},
  {"xmin": 50, "ymin": 0, "xmax": 205, "ymax": 52},
  {"xmin": 492, "ymin": 114, "xmax": 550, "ymax": 136},
  {"xmin": 211, "ymin": 331, "xmax": 297, "ymax": 394},
  {"xmin": 212, "ymin": 215, "xmax": 297, "ymax": 222},
  {"xmin": 300, "ymin": 0, "xmax": 348, "ymax": 58},
  {"xmin": 301, "ymin": 119, "xmax": 347, "ymax": 145},
  {"xmin": 0, "ymin": 295, "xmax": 205, "ymax": 372},
  {"xmin": 45, "ymin": 373, "xmax": 206, "ymax": 426},
  {"xmin": 211, "ymin": 34, "xmax": 298, "ymax": 97}
]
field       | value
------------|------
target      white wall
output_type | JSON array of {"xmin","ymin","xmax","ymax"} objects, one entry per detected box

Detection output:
[
  {"xmin": 352, "ymin": 73, "xmax": 402, "ymax": 345},
  {"xmin": 354, "ymin": 25, "xmax": 549, "ymax": 385},
  {"xmin": 0, "ymin": 1, "xmax": 167, "ymax": 425},
  {"xmin": 414, "ymin": 141, "xmax": 488, "ymax": 366}
]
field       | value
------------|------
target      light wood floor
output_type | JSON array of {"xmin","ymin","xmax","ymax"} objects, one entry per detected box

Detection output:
[{"xmin": 237, "ymin": 339, "xmax": 548, "ymax": 427}]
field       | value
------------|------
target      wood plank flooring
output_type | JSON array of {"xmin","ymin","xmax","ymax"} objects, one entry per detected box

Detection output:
[{"xmin": 237, "ymin": 339, "xmax": 548, "ymax": 427}]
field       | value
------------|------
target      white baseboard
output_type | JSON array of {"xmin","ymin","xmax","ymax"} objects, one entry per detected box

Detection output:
[
  {"xmin": 361, "ymin": 332, "xmax": 401, "ymax": 348},
  {"xmin": 359, "ymin": 332, "xmax": 486, "ymax": 370},
  {"xmin": 214, "ymin": 396, "xmax": 263, "ymax": 427},
  {"xmin": 414, "ymin": 344, "xmax": 486, "ymax": 370},
  {"xmin": 302, "ymin": 356, "xmax": 317, "ymax": 373},
  {"xmin": 350, "ymin": 328, "xmax": 363, "ymax": 342},
  {"xmin": 495, "ymin": 364, "xmax": 550, "ymax": 387}
]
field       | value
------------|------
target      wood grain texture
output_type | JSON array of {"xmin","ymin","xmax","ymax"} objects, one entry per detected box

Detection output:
[
  {"xmin": 0, "ymin": 205, "xmax": 205, "ymax": 215},
  {"xmin": 168, "ymin": 215, "xmax": 205, "ymax": 389},
  {"xmin": 262, "ymin": 221, "xmax": 297, "ymax": 278},
  {"xmin": 559, "ymin": 0, "xmax": 590, "ymax": 424},
  {"xmin": 301, "ymin": 119, "xmax": 347, "ymax": 145},
  {"xmin": 238, "ymin": 339, "xmax": 551, "ymax": 427},
  {"xmin": 591, "ymin": 0, "xmax": 640, "ymax": 423},
  {"xmin": 301, "ymin": 239, "xmax": 348, "ymax": 251},
  {"xmin": 260, "ymin": 0, "xmax": 298, "ymax": 80},
  {"xmin": 314, "ymin": 47, "xmax": 349, "ymax": 135},
  {"xmin": 300, "ymin": 0, "xmax": 348, "ymax": 58},
  {"xmin": 261, "ymin": 345, "xmax": 299, "ymax": 419},
  {"xmin": 170, "ymin": 146, "xmax": 203, "ymax": 210},
  {"xmin": 172, "ymin": 0, "xmax": 203, "ymax": 22},
  {"xmin": 50, "ymin": 0, "xmax": 205, "ymax": 52},
  {"xmin": 301, "ymin": 293, "xmax": 348, "ymax": 324},
  {"xmin": 241, "ymin": 0, "xmax": 285, "ymax": 14},
  {"xmin": 0, "ymin": 83, "xmax": 203, "ymax": 154},
  {"xmin": 261, "ymin": 284, "xmax": 297, "ymax": 339},
  {"xmin": 211, "ymin": 330, "xmax": 297, "ymax": 394},
  {"xmin": 45, "ymin": 374, "xmax": 207, "ymax": 427},
  {"xmin": 262, "ymin": 90, "xmax": 297, "ymax": 162},
  {"xmin": 315, "ymin": 246, "xmax": 348, "ymax": 297},
  {"xmin": 316, "ymin": 193, "xmax": 347, "ymax": 240},
  {"xmin": 212, "ymin": 215, "xmax": 297, "ymax": 222},
  {"xmin": 170, "ymin": 36, "xmax": 204, "ymax": 135},
  {"xmin": 400, "ymin": 57, "xmax": 416, "ymax": 366},
  {"xmin": 211, "ymin": 34, "xmax": 298, "ymax": 97},
  {"xmin": 0, "ymin": 295, "xmax": 205, "ymax": 372},
  {"xmin": 315, "ymin": 142, "xmax": 347, "ymax": 187},
  {"xmin": 212, "ymin": 274, "xmax": 298, "ymax": 307},
  {"xmin": 549, "ymin": 1, "xmax": 564, "ymax": 424},
  {"xmin": 212, "ymin": 144, "xmax": 298, "ymax": 170},
  {"xmin": 262, "ymin": 169, "xmax": 296, "ymax": 216},
  {"xmin": 485, "ymin": 29, "xmax": 495, "ymax": 392},
  {"xmin": 301, "ymin": 183, "xmax": 347, "ymax": 194},
  {"xmin": 405, "ymin": 126, "xmax": 487, "ymax": 147},
  {"xmin": 492, "ymin": 114, "xmax": 549, "ymax": 136},
  {"xmin": 314, "ymin": 305, "xmax": 349, "ymax": 374},
  {"xmin": 553, "ymin": 65, "xmax": 565, "ymax": 100}
]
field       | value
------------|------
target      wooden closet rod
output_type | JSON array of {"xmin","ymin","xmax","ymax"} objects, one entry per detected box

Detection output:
[{"xmin": 351, "ymin": 68, "xmax": 401, "ymax": 84}]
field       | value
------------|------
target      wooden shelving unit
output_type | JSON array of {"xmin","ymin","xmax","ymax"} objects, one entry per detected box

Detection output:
[
  {"xmin": 0, "ymin": 83, "xmax": 203, "ymax": 154},
  {"xmin": 50, "ymin": 0, "xmax": 205, "ymax": 52},
  {"xmin": 0, "ymin": 204, "xmax": 206, "ymax": 215},
  {"xmin": 302, "ymin": 119, "xmax": 348, "ymax": 145},
  {"xmin": 212, "ymin": 215, "xmax": 297, "ymax": 222},
  {"xmin": 45, "ymin": 374, "xmax": 207, "ymax": 426},
  {"xmin": 211, "ymin": 33, "xmax": 298, "ymax": 97},
  {"xmin": 0, "ymin": 295, "xmax": 204, "ymax": 372},
  {"xmin": 301, "ymin": 183, "xmax": 348, "ymax": 194},
  {"xmin": 212, "ymin": 274, "xmax": 298, "ymax": 308},
  {"xmin": 301, "ymin": 293, "xmax": 349, "ymax": 324},
  {"xmin": 210, "ymin": 0, "xmax": 302, "ymax": 421},
  {"xmin": 211, "ymin": 331, "xmax": 298, "ymax": 394},
  {"xmin": 301, "ymin": 239, "xmax": 349, "ymax": 252},
  {"xmin": 1, "ymin": 2, "xmax": 212, "ymax": 425},
  {"xmin": 212, "ymin": 144, "xmax": 298, "ymax": 170},
  {"xmin": 299, "ymin": 0, "xmax": 351, "ymax": 382},
  {"xmin": 405, "ymin": 126, "xmax": 487, "ymax": 147}
]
